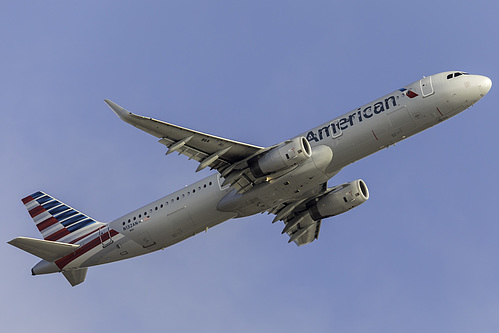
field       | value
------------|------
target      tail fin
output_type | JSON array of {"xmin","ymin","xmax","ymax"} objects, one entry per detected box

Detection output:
[
  {"xmin": 21, "ymin": 191, "xmax": 104, "ymax": 243},
  {"xmin": 12, "ymin": 191, "xmax": 105, "ymax": 286}
]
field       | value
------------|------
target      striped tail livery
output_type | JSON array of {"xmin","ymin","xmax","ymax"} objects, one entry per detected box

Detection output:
[{"xmin": 9, "ymin": 191, "xmax": 118, "ymax": 286}]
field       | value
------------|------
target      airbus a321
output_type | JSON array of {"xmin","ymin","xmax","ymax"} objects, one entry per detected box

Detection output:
[{"xmin": 9, "ymin": 71, "xmax": 491, "ymax": 286}]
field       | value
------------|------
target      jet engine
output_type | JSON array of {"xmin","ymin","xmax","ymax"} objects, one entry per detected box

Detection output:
[
  {"xmin": 249, "ymin": 137, "xmax": 312, "ymax": 178},
  {"xmin": 309, "ymin": 179, "xmax": 369, "ymax": 220}
]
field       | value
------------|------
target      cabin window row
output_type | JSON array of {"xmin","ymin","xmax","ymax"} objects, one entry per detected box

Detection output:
[{"xmin": 121, "ymin": 181, "xmax": 213, "ymax": 225}]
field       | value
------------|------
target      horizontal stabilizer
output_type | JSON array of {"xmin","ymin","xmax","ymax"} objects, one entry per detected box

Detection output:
[
  {"xmin": 8, "ymin": 237, "xmax": 80, "ymax": 262},
  {"xmin": 63, "ymin": 268, "xmax": 87, "ymax": 287}
]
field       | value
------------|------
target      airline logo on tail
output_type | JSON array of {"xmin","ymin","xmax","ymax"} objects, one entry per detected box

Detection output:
[
  {"xmin": 22, "ymin": 191, "xmax": 102, "ymax": 243},
  {"xmin": 10, "ymin": 191, "xmax": 117, "ymax": 286}
]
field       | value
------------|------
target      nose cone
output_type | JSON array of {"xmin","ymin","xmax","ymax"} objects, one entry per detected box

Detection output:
[{"xmin": 478, "ymin": 75, "xmax": 492, "ymax": 96}]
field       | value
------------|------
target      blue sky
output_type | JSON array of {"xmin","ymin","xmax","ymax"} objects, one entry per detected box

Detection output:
[{"xmin": 2, "ymin": 1, "xmax": 498, "ymax": 332}]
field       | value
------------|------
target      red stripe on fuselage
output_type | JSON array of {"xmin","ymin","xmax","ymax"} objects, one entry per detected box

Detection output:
[{"xmin": 55, "ymin": 229, "xmax": 119, "ymax": 269}]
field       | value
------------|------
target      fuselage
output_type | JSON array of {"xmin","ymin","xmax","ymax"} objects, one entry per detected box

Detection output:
[{"xmin": 32, "ymin": 71, "xmax": 492, "ymax": 274}]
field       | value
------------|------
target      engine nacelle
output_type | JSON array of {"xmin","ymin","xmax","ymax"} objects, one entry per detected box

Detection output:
[
  {"xmin": 309, "ymin": 179, "xmax": 369, "ymax": 220},
  {"xmin": 249, "ymin": 137, "xmax": 312, "ymax": 178}
]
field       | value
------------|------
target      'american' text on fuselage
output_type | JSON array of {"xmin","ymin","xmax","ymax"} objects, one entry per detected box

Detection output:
[{"xmin": 306, "ymin": 95, "xmax": 398, "ymax": 142}]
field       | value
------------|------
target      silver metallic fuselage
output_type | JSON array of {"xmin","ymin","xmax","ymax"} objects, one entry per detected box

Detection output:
[{"xmin": 33, "ymin": 71, "xmax": 492, "ymax": 274}]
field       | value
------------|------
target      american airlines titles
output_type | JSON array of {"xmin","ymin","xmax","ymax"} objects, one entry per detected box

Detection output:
[{"xmin": 306, "ymin": 95, "xmax": 398, "ymax": 142}]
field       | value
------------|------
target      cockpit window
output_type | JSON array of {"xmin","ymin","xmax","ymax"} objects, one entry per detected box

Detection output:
[{"xmin": 447, "ymin": 72, "xmax": 470, "ymax": 79}]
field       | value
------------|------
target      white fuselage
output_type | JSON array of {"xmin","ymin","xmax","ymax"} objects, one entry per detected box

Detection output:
[{"xmin": 54, "ymin": 71, "xmax": 491, "ymax": 271}]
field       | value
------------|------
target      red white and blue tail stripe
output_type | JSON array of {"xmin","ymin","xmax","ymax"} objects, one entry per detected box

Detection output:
[{"xmin": 22, "ymin": 191, "xmax": 104, "ymax": 243}]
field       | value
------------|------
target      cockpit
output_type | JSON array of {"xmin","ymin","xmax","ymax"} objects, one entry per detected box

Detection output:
[{"xmin": 447, "ymin": 72, "xmax": 469, "ymax": 79}]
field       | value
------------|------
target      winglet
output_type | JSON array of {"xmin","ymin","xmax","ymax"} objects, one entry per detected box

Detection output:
[{"xmin": 104, "ymin": 99, "xmax": 134, "ymax": 122}]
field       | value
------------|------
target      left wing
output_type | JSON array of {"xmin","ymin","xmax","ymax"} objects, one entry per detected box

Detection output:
[
  {"xmin": 272, "ymin": 203, "xmax": 323, "ymax": 246},
  {"xmin": 269, "ymin": 182, "xmax": 347, "ymax": 246},
  {"xmin": 268, "ymin": 193, "xmax": 324, "ymax": 247},
  {"xmin": 284, "ymin": 214, "xmax": 322, "ymax": 247},
  {"xmin": 105, "ymin": 100, "xmax": 265, "ymax": 174}
]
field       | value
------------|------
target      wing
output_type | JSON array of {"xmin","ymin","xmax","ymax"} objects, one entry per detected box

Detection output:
[
  {"xmin": 269, "ymin": 182, "xmax": 346, "ymax": 246},
  {"xmin": 105, "ymin": 100, "xmax": 264, "ymax": 174},
  {"xmin": 285, "ymin": 214, "xmax": 322, "ymax": 247},
  {"xmin": 267, "ymin": 193, "xmax": 322, "ymax": 247}
]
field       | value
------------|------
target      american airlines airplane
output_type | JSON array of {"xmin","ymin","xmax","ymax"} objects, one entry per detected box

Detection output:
[{"xmin": 9, "ymin": 71, "xmax": 491, "ymax": 286}]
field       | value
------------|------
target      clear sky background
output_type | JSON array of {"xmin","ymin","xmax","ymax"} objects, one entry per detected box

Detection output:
[{"xmin": 2, "ymin": 1, "xmax": 498, "ymax": 332}]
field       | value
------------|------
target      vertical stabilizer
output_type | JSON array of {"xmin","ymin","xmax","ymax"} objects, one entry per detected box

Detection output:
[
  {"xmin": 21, "ymin": 191, "xmax": 104, "ymax": 243},
  {"xmin": 11, "ymin": 191, "xmax": 109, "ymax": 286}
]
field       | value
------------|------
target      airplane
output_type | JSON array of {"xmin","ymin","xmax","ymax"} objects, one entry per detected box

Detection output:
[{"xmin": 9, "ymin": 71, "xmax": 491, "ymax": 286}]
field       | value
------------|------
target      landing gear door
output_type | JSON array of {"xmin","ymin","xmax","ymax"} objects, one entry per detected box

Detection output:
[{"xmin": 420, "ymin": 76, "xmax": 435, "ymax": 97}]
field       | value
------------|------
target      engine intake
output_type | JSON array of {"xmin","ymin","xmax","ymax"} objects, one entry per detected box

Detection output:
[
  {"xmin": 249, "ymin": 137, "xmax": 312, "ymax": 178},
  {"xmin": 309, "ymin": 179, "xmax": 369, "ymax": 220}
]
